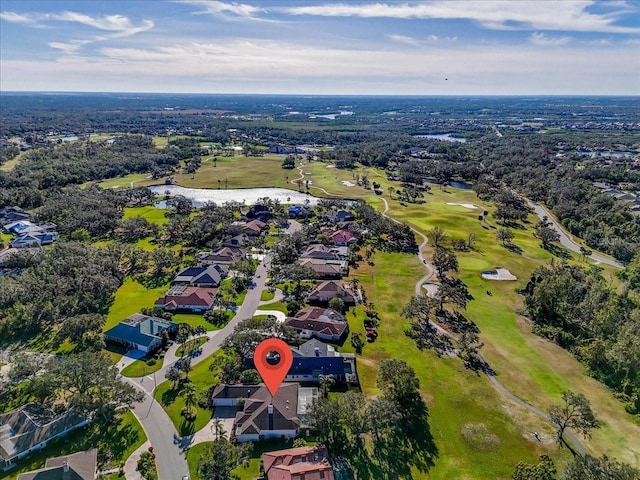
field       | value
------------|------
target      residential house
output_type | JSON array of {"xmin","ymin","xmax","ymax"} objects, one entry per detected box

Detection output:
[
  {"xmin": 244, "ymin": 338, "xmax": 357, "ymax": 384},
  {"xmin": 222, "ymin": 233, "xmax": 252, "ymax": 248},
  {"xmin": 0, "ymin": 207, "xmax": 30, "ymax": 225},
  {"xmin": 10, "ymin": 232, "xmax": 59, "ymax": 249},
  {"xmin": 211, "ymin": 384, "xmax": 313, "ymax": 442},
  {"xmin": 104, "ymin": 313, "xmax": 177, "ymax": 353},
  {"xmin": 2, "ymin": 221, "xmax": 38, "ymax": 235},
  {"xmin": 298, "ymin": 258, "xmax": 348, "ymax": 280},
  {"xmin": 329, "ymin": 229, "xmax": 357, "ymax": 246},
  {"xmin": 324, "ymin": 209, "xmax": 354, "ymax": 224},
  {"xmin": 262, "ymin": 445, "xmax": 334, "ymax": 480},
  {"xmin": 173, "ymin": 265, "xmax": 223, "ymax": 287},
  {"xmin": 288, "ymin": 205, "xmax": 313, "ymax": 219},
  {"xmin": 154, "ymin": 286, "xmax": 217, "ymax": 312},
  {"xmin": 247, "ymin": 204, "xmax": 272, "ymax": 221},
  {"xmin": 16, "ymin": 449, "xmax": 98, "ymax": 480},
  {"xmin": 285, "ymin": 307, "xmax": 349, "ymax": 342},
  {"xmin": 0, "ymin": 404, "xmax": 88, "ymax": 467},
  {"xmin": 242, "ymin": 219, "xmax": 267, "ymax": 237},
  {"xmin": 197, "ymin": 246, "xmax": 246, "ymax": 266},
  {"xmin": 307, "ymin": 280, "xmax": 357, "ymax": 305},
  {"xmin": 300, "ymin": 245, "xmax": 347, "ymax": 261}
]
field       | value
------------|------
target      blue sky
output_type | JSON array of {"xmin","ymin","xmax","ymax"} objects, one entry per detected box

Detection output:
[{"xmin": 1, "ymin": 1, "xmax": 639, "ymax": 94}]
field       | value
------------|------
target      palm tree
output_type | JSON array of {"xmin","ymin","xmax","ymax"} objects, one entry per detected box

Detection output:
[
  {"xmin": 211, "ymin": 418, "xmax": 226, "ymax": 440},
  {"xmin": 318, "ymin": 374, "xmax": 335, "ymax": 398},
  {"xmin": 182, "ymin": 382, "xmax": 197, "ymax": 417}
]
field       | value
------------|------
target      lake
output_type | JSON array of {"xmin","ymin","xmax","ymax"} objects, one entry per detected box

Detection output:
[
  {"xmin": 149, "ymin": 185, "xmax": 321, "ymax": 206},
  {"xmin": 414, "ymin": 133, "xmax": 467, "ymax": 143},
  {"xmin": 423, "ymin": 178, "xmax": 474, "ymax": 190}
]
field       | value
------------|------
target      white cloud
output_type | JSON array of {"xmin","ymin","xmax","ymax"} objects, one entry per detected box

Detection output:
[
  {"xmin": 529, "ymin": 32, "xmax": 571, "ymax": 46},
  {"xmin": 50, "ymin": 12, "xmax": 154, "ymax": 37},
  {"xmin": 0, "ymin": 11, "xmax": 40, "ymax": 25},
  {"xmin": 178, "ymin": 1, "xmax": 266, "ymax": 19},
  {"xmin": 284, "ymin": 1, "xmax": 640, "ymax": 34},
  {"xmin": 388, "ymin": 34, "xmax": 457, "ymax": 46}
]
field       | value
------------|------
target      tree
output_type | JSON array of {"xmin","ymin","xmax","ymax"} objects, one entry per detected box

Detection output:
[
  {"xmin": 580, "ymin": 245, "xmax": 593, "ymax": 263},
  {"xmin": 535, "ymin": 217, "xmax": 561, "ymax": 250},
  {"xmin": 137, "ymin": 450, "xmax": 157, "ymax": 480},
  {"xmin": 180, "ymin": 357, "xmax": 193, "ymax": 381},
  {"xmin": 239, "ymin": 368, "xmax": 261, "ymax": 384},
  {"xmin": 197, "ymin": 438, "xmax": 252, "ymax": 480},
  {"xmin": 496, "ymin": 227, "xmax": 514, "ymax": 246},
  {"xmin": 182, "ymin": 382, "xmax": 197, "ymax": 419},
  {"xmin": 350, "ymin": 332, "xmax": 365, "ymax": 354},
  {"xmin": 376, "ymin": 359, "xmax": 422, "ymax": 420},
  {"xmin": 427, "ymin": 226, "xmax": 447, "ymax": 248},
  {"xmin": 432, "ymin": 248, "xmax": 459, "ymax": 281},
  {"xmin": 365, "ymin": 395, "xmax": 401, "ymax": 444},
  {"xmin": 562, "ymin": 454, "xmax": 640, "ymax": 480},
  {"xmin": 512, "ymin": 454, "xmax": 557, "ymax": 480},
  {"xmin": 318, "ymin": 374, "xmax": 336, "ymax": 398},
  {"xmin": 165, "ymin": 366, "xmax": 181, "ymax": 390},
  {"xmin": 328, "ymin": 297, "xmax": 345, "ymax": 314},
  {"xmin": 9, "ymin": 352, "xmax": 48, "ymax": 380},
  {"xmin": 548, "ymin": 390, "xmax": 600, "ymax": 448}
]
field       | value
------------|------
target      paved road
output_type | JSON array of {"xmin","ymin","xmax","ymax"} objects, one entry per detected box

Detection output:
[
  {"xmin": 527, "ymin": 199, "xmax": 623, "ymax": 268},
  {"xmin": 380, "ymin": 196, "xmax": 587, "ymax": 454},
  {"xmin": 124, "ymin": 256, "xmax": 273, "ymax": 480}
]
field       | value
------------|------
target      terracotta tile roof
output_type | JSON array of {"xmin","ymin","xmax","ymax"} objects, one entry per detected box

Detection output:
[
  {"xmin": 154, "ymin": 287, "xmax": 217, "ymax": 308},
  {"xmin": 263, "ymin": 445, "xmax": 334, "ymax": 480}
]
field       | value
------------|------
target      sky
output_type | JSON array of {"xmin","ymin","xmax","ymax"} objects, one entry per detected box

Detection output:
[{"xmin": 1, "ymin": 0, "xmax": 639, "ymax": 95}]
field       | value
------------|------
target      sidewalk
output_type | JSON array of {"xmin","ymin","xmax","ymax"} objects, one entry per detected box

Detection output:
[{"xmin": 123, "ymin": 441, "xmax": 152, "ymax": 480}]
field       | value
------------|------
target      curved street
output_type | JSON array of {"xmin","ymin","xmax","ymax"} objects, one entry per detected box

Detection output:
[
  {"xmin": 526, "ymin": 199, "xmax": 623, "ymax": 268},
  {"xmin": 122, "ymin": 255, "xmax": 273, "ymax": 480}
]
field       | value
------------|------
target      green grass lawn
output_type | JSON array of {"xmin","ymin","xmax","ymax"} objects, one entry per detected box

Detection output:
[
  {"xmin": 1, "ymin": 232, "xmax": 12, "ymax": 247},
  {"xmin": 154, "ymin": 350, "xmax": 225, "ymax": 436},
  {"xmin": 98, "ymin": 173, "xmax": 151, "ymax": 189},
  {"xmin": 176, "ymin": 337, "xmax": 208, "ymax": 357},
  {"xmin": 3, "ymin": 410, "xmax": 145, "ymax": 479},
  {"xmin": 173, "ymin": 313, "xmax": 221, "ymax": 331},
  {"xmin": 105, "ymin": 278, "xmax": 169, "ymax": 331},
  {"xmin": 121, "ymin": 356, "xmax": 164, "ymax": 378},
  {"xmin": 260, "ymin": 289, "xmax": 275, "ymax": 302},
  {"xmin": 123, "ymin": 206, "xmax": 169, "ymax": 225}
]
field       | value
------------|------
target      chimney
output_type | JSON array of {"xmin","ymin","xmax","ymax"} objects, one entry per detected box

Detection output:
[
  {"xmin": 268, "ymin": 403, "xmax": 274, "ymax": 431},
  {"xmin": 63, "ymin": 461, "xmax": 69, "ymax": 473},
  {"xmin": 314, "ymin": 347, "xmax": 320, "ymax": 357}
]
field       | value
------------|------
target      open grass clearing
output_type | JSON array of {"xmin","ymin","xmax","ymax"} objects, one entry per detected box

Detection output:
[
  {"xmin": 121, "ymin": 355, "xmax": 164, "ymax": 378},
  {"xmin": 104, "ymin": 278, "xmax": 169, "ymax": 331},
  {"xmin": 123, "ymin": 206, "xmax": 169, "ymax": 225},
  {"xmin": 3, "ymin": 410, "xmax": 145, "ymax": 480}
]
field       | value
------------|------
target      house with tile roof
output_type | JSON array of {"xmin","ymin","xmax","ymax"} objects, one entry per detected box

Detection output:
[
  {"xmin": 104, "ymin": 313, "xmax": 177, "ymax": 353},
  {"xmin": 285, "ymin": 307, "xmax": 349, "ymax": 342},
  {"xmin": 0, "ymin": 404, "xmax": 88, "ymax": 468},
  {"xmin": 307, "ymin": 280, "xmax": 357, "ymax": 305},
  {"xmin": 262, "ymin": 445, "xmax": 334, "ymax": 480},
  {"xmin": 154, "ymin": 286, "xmax": 217, "ymax": 312},
  {"xmin": 16, "ymin": 449, "xmax": 97, "ymax": 480},
  {"xmin": 329, "ymin": 229, "xmax": 357, "ymax": 246},
  {"xmin": 197, "ymin": 246, "xmax": 246, "ymax": 266},
  {"xmin": 298, "ymin": 259, "xmax": 347, "ymax": 280}
]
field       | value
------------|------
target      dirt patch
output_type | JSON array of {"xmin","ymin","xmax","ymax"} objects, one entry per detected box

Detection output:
[
  {"xmin": 460, "ymin": 423, "xmax": 501, "ymax": 451},
  {"xmin": 446, "ymin": 202, "xmax": 478, "ymax": 209}
]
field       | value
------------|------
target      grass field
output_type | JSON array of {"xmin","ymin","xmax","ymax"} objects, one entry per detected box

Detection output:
[
  {"xmin": 121, "ymin": 356, "xmax": 164, "ymax": 378},
  {"xmin": 104, "ymin": 278, "xmax": 169, "ymax": 331},
  {"xmin": 2, "ymin": 410, "xmax": 145, "ymax": 480},
  {"xmin": 123, "ymin": 205, "xmax": 169, "ymax": 225},
  {"xmin": 154, "ymin": 350, "xmax": 225, "ymax": 436}
]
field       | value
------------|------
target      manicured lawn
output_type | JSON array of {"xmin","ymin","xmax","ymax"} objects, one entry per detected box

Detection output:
[
  {"xmin": 98, "ymin": 173, "xmax": 151, "ymax": 189},
  {"xmin": 104, "ymin": 278, "xmax": 169, "ymax": 331},
  {"xmin": 4, "ymin": 410, "xmax": 146, "ymax": 479},
  {"xmin": 154, "ymin": 350, "xmax": 225, "ymax": 436},
  {"xmin": 1, "ymin": 232, "xmax": 12, "ymax": 247},
  {"xmin": 260, "ymin": 289, "xmax": 275, "ymax": 301},
  {"xmin": 123, "ymin": 206, "xmax": 169, "ymax": 225},
  {"xmin": 173, "ymin": 313, "xmax": 221, "ymax": 332},
  {"xmin": 121, "ymin": 356, "xmax": 164, "ymax": 378}
]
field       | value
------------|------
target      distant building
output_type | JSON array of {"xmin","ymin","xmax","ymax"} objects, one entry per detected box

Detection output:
[
  {"xmin": 307, "ymin": 280, "xmax": 357, "ymax": 305},
  {"xmin": 173, "ymin": 265, "xmax": 223, "ymax": 287},
  {"xmin": 154, "ymin": 286, "xmax": 217, "ymax": 312},
  {"xmin": 285, "ymin": 307, "xmax": 349, "ymax": 342},
  {"xmin": 104, "ymin": 313, "xmax": 177, "ymax": 353}
]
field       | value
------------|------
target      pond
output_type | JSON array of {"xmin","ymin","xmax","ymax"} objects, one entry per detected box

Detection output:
[
  {"xmin": 423, "ymin": 178, "xmax": 474, "ymax": 190},
  {"xmin": 149, "ymin": 185, "xmax": 321, "ymax": 206}
]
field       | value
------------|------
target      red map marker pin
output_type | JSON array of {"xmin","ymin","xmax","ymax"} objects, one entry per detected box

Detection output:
[{"xmin": 254, "ymin": 338, "xmax": 293, "ymax": 397}]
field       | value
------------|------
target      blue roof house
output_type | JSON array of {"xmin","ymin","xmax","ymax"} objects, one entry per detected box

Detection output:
[{"xmin": 104, "ymin": 313, "xmax": 177, "ymax": 353}]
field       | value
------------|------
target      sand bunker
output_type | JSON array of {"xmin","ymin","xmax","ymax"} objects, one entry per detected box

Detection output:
[
  {"xmin": 481, "ymin": 267, "xmax": 517, "ymax": 281},
  {"xmin": 447, "ymin": 202, "xmax": 478, "ymax": 209},
  {"xmin": 422, "ymin": 283, "xmax": 439, "ymax": 298},
  {"xmin": 341, "ymin": 181, "xmax": 355, "ymax": 187}
]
